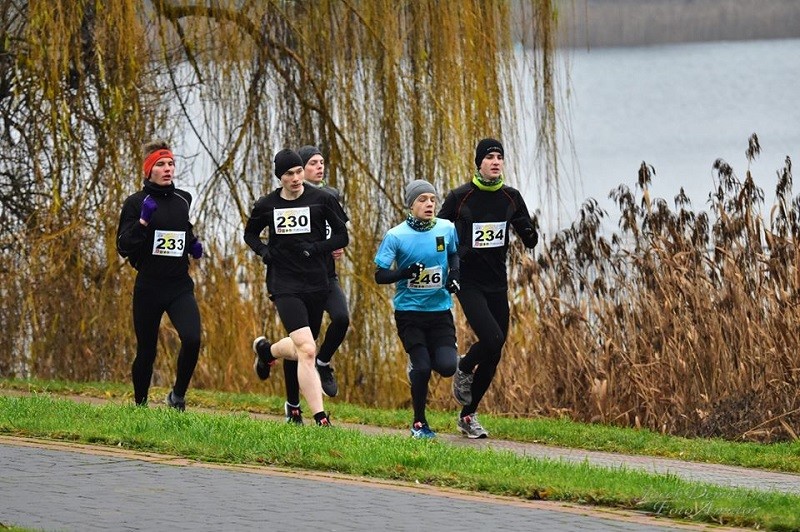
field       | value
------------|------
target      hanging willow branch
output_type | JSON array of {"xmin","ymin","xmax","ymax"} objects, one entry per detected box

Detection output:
[{"xmin": 0, "ymin": 0, "xmax": 561, "ymax": 408}]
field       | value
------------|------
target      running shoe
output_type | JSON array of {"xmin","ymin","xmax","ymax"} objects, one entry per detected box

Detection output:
[
  {"xmin": 165, "ymin": 391, "xmax": 185, "ymax": 412},
  {"xmin": 284, "ymin": 402, "xmax": 304, "ymax": 425},
  {"xmin": 410, "ymin": 421, "xmax": 436, "ymax": 439},
  {"xmin": 316, "ymin": 363, "xmax": 339, "ymax": 397},
  {"xmin": 457, "ymin": 413, "xmax": 488, "ymax": 439},
  {"xmin": 252, "ymin": 336, "xmax": 276, "ymax": 380},
  {"xmin": 452, "ymin": 358, "xmax": 474, "ymax": 406}
]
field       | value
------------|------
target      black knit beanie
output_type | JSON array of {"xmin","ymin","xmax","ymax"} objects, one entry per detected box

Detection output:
[
  {"xmin": 274, "ymin": 149, "xmax": 304, "ymax": 178},
  {"xmin": 297, "ymin": 145, "xmax": 322, "ymax": 167},
  {"xmin": 474, "ymin": 138, "xmax": 504, "ymax": 168}
]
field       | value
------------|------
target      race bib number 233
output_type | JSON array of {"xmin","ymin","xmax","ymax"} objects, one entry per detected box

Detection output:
[{"xmin": 152, "ymin": 230, "xmax": 186, "ymax": 257}]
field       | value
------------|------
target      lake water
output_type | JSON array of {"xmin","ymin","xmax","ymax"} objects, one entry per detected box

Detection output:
[{"xmin": 516, "ymin": 38, "xmax": 800, "ymax": 236}]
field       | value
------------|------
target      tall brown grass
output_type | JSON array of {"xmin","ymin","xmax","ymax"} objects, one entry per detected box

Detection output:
[{"xmin": 484, "ymin": 134, "xmax": 799, "ymax": 442}]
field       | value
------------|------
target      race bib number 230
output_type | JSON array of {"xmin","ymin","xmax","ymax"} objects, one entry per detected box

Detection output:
[{"xmin": 274, "ymin": 207, "xmax": 311, "ymax": 234}]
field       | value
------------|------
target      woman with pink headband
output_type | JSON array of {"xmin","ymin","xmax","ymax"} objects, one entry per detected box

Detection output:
[{"xmin": 116, "ymin": 140, "xmax": 204, "ymax": 411}]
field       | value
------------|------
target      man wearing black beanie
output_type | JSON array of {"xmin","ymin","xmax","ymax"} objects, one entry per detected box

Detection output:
[
  {"xmin": 474, "ymin": 138, "xmax": 504, "ymax": 169},
  {"xmin": 439, "ymin": 137, "xmax": 538, "ymax": 439},
  {"xmin": 272, "ymin": 145, "xmax": 351, "ymax": 424},
  {"xmin": 244, "ymin": 148, "xmax": 349, "ymax": 427}
]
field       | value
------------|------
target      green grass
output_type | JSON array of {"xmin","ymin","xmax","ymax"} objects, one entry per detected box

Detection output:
[
  {"xmin": 3, "ymin": 377, "xmax": 800, "ymax": 474},
  {"xmin": 1, "ymin": 392, "xmax": 799, "ymax": 530}
]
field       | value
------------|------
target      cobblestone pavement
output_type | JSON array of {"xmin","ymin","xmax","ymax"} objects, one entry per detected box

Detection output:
[{"xmin": 1, "ymin": 438, "xmax": 724, "ymax": 531}]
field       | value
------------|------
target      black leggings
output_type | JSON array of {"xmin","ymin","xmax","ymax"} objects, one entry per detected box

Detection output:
[
  {"xmin": 394, "ymin": 310, "xmax": 457, "ymax": 424},
  {"xmin": 408, "ymin": 344, "xmax": 457, "ymax": 424},
  {"xmin": 456, "ymin": 287, "xmax": 509, "ymax": 416},
  {"xmin": 131, "ymin": 275, "xmax": 201, "ymax": 405},
  {"xmin": 316, "ymin": 277, "xmax": 350, "ymax": 364}
]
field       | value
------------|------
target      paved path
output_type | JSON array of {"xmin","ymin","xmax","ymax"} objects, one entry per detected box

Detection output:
[
  {"xmin": 345, "ymin": 423, "xmax": 800, "ymax": 496},
  {"xmin": 447, "ymin": 436, "xmax": 800, "ymax": 495},
  {"xmin": 0, "ymin": 437, "xmax": 718, "ymax": 531},
  {"xmin": 3, "ymin": 391, "xmax": 794, "ymax": 530},
  {"xmin": 14, "ymin": 389, "xmax": 799, "ymax": 496}
]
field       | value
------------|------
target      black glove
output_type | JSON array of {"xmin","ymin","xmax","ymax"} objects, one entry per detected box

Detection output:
[
  {"xmin": 296, "ymin": 242, "xmax": 318, "ymax": 258},
  {"xmin": 259, "ymin": 248, "xmax": 272, "ymax": 265},
  {"xmin": 520, "ymin": 216, "xmax": 538, "ymax": 248},
  {"xmin": 401, "ymin": 262, "xmax": 424, "ymax": 279},
  {"xmin": 446, "ymin": 278, "xmax": 460, "ymax": 294}
]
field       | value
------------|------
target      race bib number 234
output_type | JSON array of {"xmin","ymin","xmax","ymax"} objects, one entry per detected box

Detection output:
[{"xmin": 472, "ymin": 221, "xmax": 506, "ymax": 248}]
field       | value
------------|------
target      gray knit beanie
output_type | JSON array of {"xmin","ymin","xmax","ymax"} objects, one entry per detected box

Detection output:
[
  {"xmin": 297, "ymin": 145, "xmax": 322, "ymax": 167},
  {"xmin": 404, "ymin": 179, "xmax": 436, "ymax": 208}
]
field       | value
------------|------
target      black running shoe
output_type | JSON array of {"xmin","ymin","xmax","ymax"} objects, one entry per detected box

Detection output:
[
  {"xmin": 284, "ymin": 402, "xmax": 304, "ymax": 425},
  {"xmin": 316, "ymin": 415, "xmax": 332, "ymax": 427},
  {"xmin": 165, "ymin": 391, "xmax": 185, "ymax": 412},
  {"xmin": 316, "ymin": 363, "xmax": 339, "ymax": 397},
  {"xmin": 252, "ymin": 336, "xmax": 276, "ymax": 380}
]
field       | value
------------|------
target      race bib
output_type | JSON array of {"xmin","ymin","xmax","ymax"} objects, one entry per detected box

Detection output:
[
  {"xmin": 408, "ymin": 265, "xmax": 443, "ymax": 290},
  {"xmin": 325, "ymin": 220, "xmax": 331, "ymax": 239},
  {"xmin": 472, "ymin": 221, "xmax": 506, "ymax": 248},
  {"xmin": 152, "ymin": 230, "xmax": 186, "ymax": 257},
  {"xmin": 274, "ymin": 207, "xmax": 311, "ymax": 234}
]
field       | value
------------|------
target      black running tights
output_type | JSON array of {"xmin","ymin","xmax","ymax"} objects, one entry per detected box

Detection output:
[
  {"xmin": 456, "ymin": 288, "xmax": 509, "ymax": 416},
  {"xmin": 131, "ymin": 276, "xmax": 201, "ymax": 405}
]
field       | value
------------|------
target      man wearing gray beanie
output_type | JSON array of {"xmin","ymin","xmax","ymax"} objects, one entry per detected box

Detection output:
[
  {"xmin": 244, "ymin": 148, "xmax": 350, "ymax": 428},
  {"xmin": 438, "ymin": 137, "xmax": 538, "ymax": 439},
  {"xmin": 374, "ymin": 178, "xmax": 461, "ymax": 439},
  {"xmin": 404, "ymin": 179, "xmax": 437, "ymax": 209}
]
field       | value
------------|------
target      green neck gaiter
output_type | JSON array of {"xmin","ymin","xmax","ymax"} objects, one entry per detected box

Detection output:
[{"xmin": 472, "ymin": 172, "xmax": 504, "ymax": 191}]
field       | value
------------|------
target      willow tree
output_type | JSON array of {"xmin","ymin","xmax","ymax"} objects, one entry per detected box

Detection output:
[{"xmin": 0, "ymin": 0, "xmax": 559, "ymax": 407}]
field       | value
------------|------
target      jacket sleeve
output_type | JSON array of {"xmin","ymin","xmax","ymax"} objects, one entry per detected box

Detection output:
[
  {"xmin": 375, "ymin": 266, "xmax": 407, "ymax": 284},
  {"xmin": 438, "ymin": 191, "xmax": 456, "ymax": 221},
  {"xmin": 116, "ymin": 196, "xmax": 148, "ymax": 261},
  {"xmin": 179, "ymin": 190, "xmax": 198, "ymax": 250},
  {"xmin": 314, "ymin": 197, "xmax": 349, "ymax": 254},
  {"xmin": 243, "ymin": 198, "xmax": 270, "ymax": 257},
  {"xmin": 447, "ymin": 252, "xmax": 460, "ymax": 282},
  {"xmin": 509, "ymin": 191, "xmax": 538, "ymax": 249}
]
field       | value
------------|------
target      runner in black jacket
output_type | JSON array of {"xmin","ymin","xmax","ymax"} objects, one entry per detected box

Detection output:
[
  {"xmin": 244, "ymin": 149, "xmax": 348, "ymax": 427},
  {"xmin": 298, "ymin": 145, "xmax": 349, "ymax": 398},
  {"xmin": 275, "ymin": 145, "xmax": 351, "ymax": 424},
  {"xmin": 438, "ymin": 138, "xmax": 538, "ymax": 438},
  {"xmin": 116, "ymin": 141, "xmax": 204, "ymax": 411}
]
